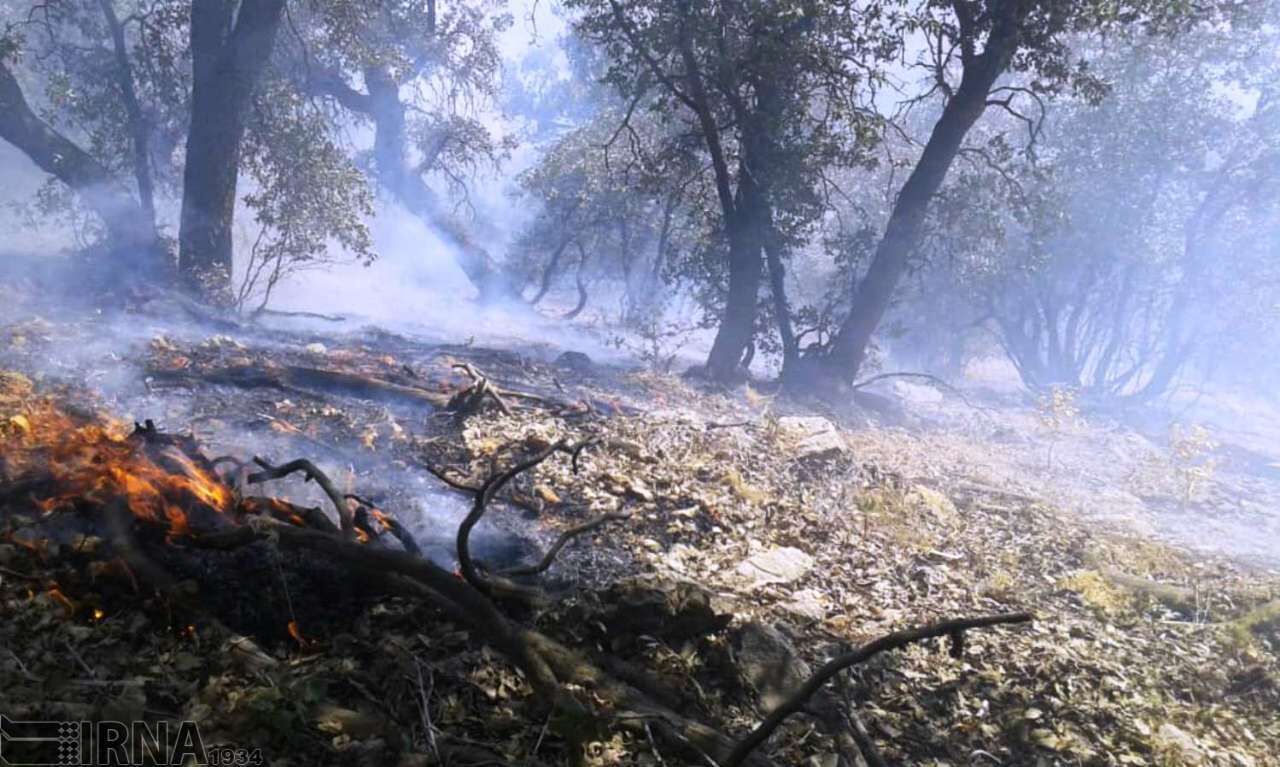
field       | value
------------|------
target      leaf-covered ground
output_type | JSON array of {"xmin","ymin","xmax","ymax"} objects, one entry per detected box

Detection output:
[{"xmin": 1, "ymin": 314, "xmax": 1278, "ymax": 766}]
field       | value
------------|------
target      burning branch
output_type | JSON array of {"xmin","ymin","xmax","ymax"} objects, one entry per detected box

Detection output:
[
  {"xmin": 189, "ymin": 516, "xmax": 777, "ymax": 766},
  {"xmin": 247, "ymin": 457, "xmax": 355, "ymax": 538},
  {"xmin": 347, "ymin": 493, "xmax": 422, "ymax": 556},
  {"xmin": 722, "ymin": 612, "xmax": 1035, "ymax": 767}
]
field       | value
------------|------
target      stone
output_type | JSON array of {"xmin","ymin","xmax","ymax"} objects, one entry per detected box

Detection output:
[
  {"xmin": 736, "ymin": 546, "xmax": 814, "ymax": 587},
  {"xmin": 1153, "ymin": 723, "xmax": 1207, "ymax": 763},
  {"xmin": 733, "ymin": 622, "xmax": 811, "ymax": 713},
  {"xmin": 784, "ymin": 588, "xmax": 829, "ymax": 621},
  {"xmin": 776, "ymin": 416, "xmax": 846, "ymax": 459}
]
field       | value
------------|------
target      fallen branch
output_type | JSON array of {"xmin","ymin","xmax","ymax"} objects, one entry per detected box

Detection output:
[
  {"xmin": 448, "ymin": 363, "xmax": 513, "ymax": 416},
  {"xmin": 237, "ymin": 496, "xmax": 338, "ymax": 534},
  {"xmin": 247, "ymin": 458, "xmax": 354, "ymax": 538},
  {"xmin": 723, "ymin": 613, "xmax": 1034, "ymax": 767},
  {"xmin": 189, "ymin": 517, "xmax": 771, "ymax": 764},
  {"xmin": 850, "ymin": 372, "xmax": 993, "ymax": 417},
  {"xmin": 346, "ymin": 493, "xmax": 422, "ymax": 556},
  {"xmin": 149, "ymin": 364, "xmax": 452, "ymax": 410}
]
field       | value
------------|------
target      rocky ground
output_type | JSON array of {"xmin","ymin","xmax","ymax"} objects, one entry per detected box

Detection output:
[{"xmin": 1, "ymin": 294, "xmax": 1278, "ymax": 766}]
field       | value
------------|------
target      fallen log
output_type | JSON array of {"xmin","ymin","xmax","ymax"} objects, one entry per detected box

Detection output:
[{"xmin": 149, "ymin": 364, "xmax": 452, "ymax": 410}]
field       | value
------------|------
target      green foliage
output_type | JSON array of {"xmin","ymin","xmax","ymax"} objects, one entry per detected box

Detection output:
[{"xmin": 237, "ymin": 77, "xmax": 376, "ymax": 313}]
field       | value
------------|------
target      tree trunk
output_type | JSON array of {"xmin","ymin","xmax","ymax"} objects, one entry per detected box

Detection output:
[
  {"xmin": 177, "ymin": 0, "xmax": 286, "ymax": 297},
  {"xmin": 823, "ymin": 14, "xmax": 1022, "ymax": 386},
  {"xmin": 704, "ymin": 188, "xmax": 766, "ymax": 381},
  {"xmin": 0, "ymin": 61, "xmax": 157, "ymax": 268}
]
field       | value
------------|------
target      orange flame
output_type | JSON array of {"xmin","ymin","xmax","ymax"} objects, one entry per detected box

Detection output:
[
  {"xmin": 287, "ymin": 620, "xmax": 309, "ymax": 646},
  {"xmin": 2, "ymin": 399, "xmax": 234, "ymax": 535}
]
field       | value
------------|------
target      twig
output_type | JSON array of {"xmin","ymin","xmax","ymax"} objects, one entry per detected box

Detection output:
[
  {"xmin": 415, "ymin": 660, "xmax": 441, "ymax": 764},
  {"xmin": 723, "ymin": 613, "xmax": 1034, "ymax": 767},
  {"xmin": 0, "ymin": 565, "xmax": 42, "ymax": 581},
  {"xmin": 644, "ymin": 722, "xmax": 668, "ymax": 767},
  {"xmin": 842, "ymin": 708, "xmax": 888, "ymax": 767}
]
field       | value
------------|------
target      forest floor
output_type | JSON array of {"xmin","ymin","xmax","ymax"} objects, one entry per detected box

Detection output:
[{"xmin": 1, "ymin": 287, "xmax": 1278, "ymax": 766}]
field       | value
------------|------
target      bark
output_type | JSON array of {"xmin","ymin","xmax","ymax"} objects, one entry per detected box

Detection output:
[
  {"xmin": 0, "ymin": 61, "xmax": 156, "ymax": 264},
  {"xmin": 177, "ymin": 0, "xmax": 287, "ymax": 295},
  {"xmin": 823, "ymin": 7, "xmax": 1024, "ymax": 385}
]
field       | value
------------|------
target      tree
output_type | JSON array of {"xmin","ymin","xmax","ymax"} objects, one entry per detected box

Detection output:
[
  {"xmin": 816, "ymin": 0, "xmax": 1210, "ymax": 389},
  {"xmin": 0, "ymin": 0, "xmax": 373, "ymax": 305},
  {"xmin": 567, "ymin": 0, "xmax": 881, "ymax": 382},
  {"xmin": 289, "ymin": 0, "xmax": 518, "ymax": 301},
  {"xmin": 0, "ymin": 5, "xmax": 162, "ymax": 271},
  {"xmin": 932, "ymin": 11, "xmax": 1280, "ymax": 401},
  {"xmin": 177, "ymin": 0, "xmax": 287, "ymax": 297}
]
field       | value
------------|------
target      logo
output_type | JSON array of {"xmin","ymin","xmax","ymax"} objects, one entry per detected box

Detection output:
[{"xmin": 0, "ymin": 716, "xmax": 261, "ymax": 766}]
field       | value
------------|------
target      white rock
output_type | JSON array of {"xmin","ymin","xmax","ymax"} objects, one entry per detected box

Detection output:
[
  {"xmin": 736, "ymin": 546, "xmax": 814, "ymax": 587},
  {"xmin": 784, "ymin": 588, "xmax": 828, "ymax": 621},
  {"xmin": 776, "ymin": 416, "xmax": 847, "ymax": 459},
  {"xmin": 1154, "ymin": 723, "xmax": 1207, "ymax": 763}
]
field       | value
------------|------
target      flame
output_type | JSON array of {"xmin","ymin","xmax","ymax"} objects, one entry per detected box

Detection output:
[
  {"xmin": 2, "ymin": 399, "xmax": 234, "ymax": 535},
  {"xmin": 287, "ymin": 620, "xmax": 309, "ymax": 646}
]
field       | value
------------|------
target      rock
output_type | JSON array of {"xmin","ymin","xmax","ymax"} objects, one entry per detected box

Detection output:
[
  {"xmin": 909, "ymin": 485, "xmax": 957, "ymax": 519},
  {"xmin": 304, "ymin": 342, "xmax": 327, "ymax": 355},
  {"xmin": 602, "ymin": 579, "xmax": 732, "ymax": 645},
  {"xmin": 554, "ymin": 351, "xmax": 593, "ymax": 371},
  {"xmin": 733, "ymin": 622, "xmax": 811, "ymax": 713},
  {"xmin": 1153, "ymin": 723, "xmax": 1207, "ymax": 763},
  {"xmin": 784, "ymin": 588, "xmax": 829, "ymax": 621},
  {"xmin": 776, "ymin": 416, "xmax": 847, "ymax": 459},
  {"xmin": 736, "ymin": 546, "xmax": 814, "ymax": 587}
]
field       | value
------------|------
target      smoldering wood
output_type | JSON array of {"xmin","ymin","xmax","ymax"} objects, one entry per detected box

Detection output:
[{"xmin": 247, "ymin": 457, "xmax": 356, "ymax": 538}]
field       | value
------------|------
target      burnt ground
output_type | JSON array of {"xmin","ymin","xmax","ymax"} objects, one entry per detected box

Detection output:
[{"xmin": 1, "ymin": 286, "xmax": 1278, "ymax": 766}]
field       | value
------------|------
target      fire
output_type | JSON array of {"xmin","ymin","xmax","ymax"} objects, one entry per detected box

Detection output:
[
  {"xmin": 286, "ymin": 620, "xmax": 309, "ymax": 646},
  {"xmin": 2, "ymin": 398, "xmax": 234, "ymax": 535}
]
